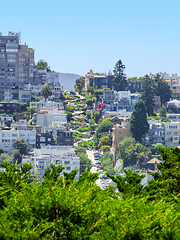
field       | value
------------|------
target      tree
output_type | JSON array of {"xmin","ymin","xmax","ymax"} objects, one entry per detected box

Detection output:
[
  {"xmin": 19, "ymin": 102, "xmax": 28, "ymax": 112},
  {"xmin": 118, "ymin": 137, "xmax": 151, "ymax": 167},
  {"xmin": 141, "ymin": 74, "xmax": 155, "ymax": 116},
  {"xmin": 35, "ymin": 59, "xmax": 52, "ymax": 72},
  {"xmin": 159, "ymin": 105, "xmax": 167, "ymax": 117},
  {"xmin": 26, "ymin": 106, "xmax": 36, "ymax": 118},
  {"xmin": 32, "ymin": 96, "xmax": 40, "ymax": 102},
  {"xmin": 93, "ymin": 110, "xmax": 100, "ymax": 123},
  {"xmin": 87, "ymin": 87, "xmax": 93, "ymax": 94},
  {"xmin": 11, "ymin": 149, "xmax": 22, "ymax": 164},
  {"xmin": 100, "ymin": 145, "xmax": 110, "ymax": 152},
  {"xmin": 41, "ymin": 84, "xmax": 53, "ymax": 101},
  {"xmin": 13, "ymin": 139, "xmax": 28, "ymax": 155},
  {"xmin": 86, "ymin": 110, "xmax": 91, "ymax": 119},
  {"xmin": 112, "ymin": 60, "xmax": 127, "ymax": 91},
  {"xmin": 130, "ymin": 100, "xmax": 149, "ymax": 142},
  {"xmin": 98, "ymin": 136, "xmax": 111, "ymax": 148},
  {"xmin": 65, "ymin": 111, "xmax": 72, "ymax": 122},
  {"xmin": 94, "ymin": 89, "xmax": 103, "ymax": 101},
  {"xmin": 85, "ymin": 97, "xmax": 93, "ymax": 108},
  {"xmin": 75, "ymin": 77, "xmax": 85, "ymax": 93},
  {"xmin": 154, "ymin": 73, "xmax": 172, "ymax": 106}
]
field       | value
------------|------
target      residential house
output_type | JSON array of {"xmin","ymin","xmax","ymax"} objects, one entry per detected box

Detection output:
[
  {"xmin": 30, "ymin": 101, "xmax": 64, "ymax": 110},
  {"xmin": 56, "ymin": 130, "xmax": 74, "ymax": 146},
  {"xmin": 166, "ymin": 113, "xmax": 180, "ymax": 122},
  {"xmin": 112, "ymin": 123, "xmax": 132, "ymax": 162},
  {"xmin": 12, "ymin": 119, "xmax": 41, "ymax": 133},
  {"xmin": 164, "ymin": 122, "xmax": 180, "ymax": 147},
  {"xmin": 22, "ymin": 146, "xmax": 80, "ymax": 180},
  {"xmin": 0, "ymin": 102, "xmax": 20, "ymax": 114},
  {"xmin": 85, "ymin": 70, "xmax": 113, "ymax": 91},
  {"xmin": 0, "ymin": 128, "xmax": 36, "ymax": 154},
  {"xmin": 166, "ymin": 99, "xmax": 180, "ymax": 113},
  {"xmin": 36, "ymin": 132, "xmax": 55, "ymax": 148},
  {"xmin": 32, "ymin": 109, "xmax": 67, "ymax": 129}
]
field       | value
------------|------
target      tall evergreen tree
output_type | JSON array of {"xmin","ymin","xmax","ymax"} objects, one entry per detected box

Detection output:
[
  {"xmin": 154, "ymin": 73, "xmax": 172, "ymax": 106},
  {"xmin": 112, "ymin": 60, "xmax": 127, "ymax": 91},
  {"xmin": 130, "ymin": 100, "xmax": 149, "ymax": 142},
  {"xmin": 141, "ymin": 74, "xmax": 155, "ymax": 116}
]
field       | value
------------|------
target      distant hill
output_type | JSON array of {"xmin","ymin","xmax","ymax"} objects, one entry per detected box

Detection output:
[{"xmin": 59, "ymin": 73, "xmax": 81, "ymax": 92}]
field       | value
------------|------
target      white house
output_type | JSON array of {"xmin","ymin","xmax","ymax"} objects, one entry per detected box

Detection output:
[
  {"xmin": 0, "ymin": 128, "xmax": 36, "ymax": 154},
  {"xmin": 33, "ymin": 109, "xmax": 67, "ymax": 129},
  {"xmin": 164, "ymin": 122, "xmax": 180, "ymax": 147},
  {"xmin": 30, "ymin": 101, "xmax": 64, "ymax": 110},
  {"xmin": 22, "ymin": 146, "xmax": 80, "ymax": 180}
]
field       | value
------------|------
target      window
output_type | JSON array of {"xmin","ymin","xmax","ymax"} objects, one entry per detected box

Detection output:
[
  {"xmin": 118, "ymin": 137, "xmax": 122, "ymax": 140},
  {"xmin": 56, "ymin": 160, "xmax": 62, "ymax": 165},
  {"xmin": 66, "ymin": 167, "xmax": 71, "ymax": 170},
  {"xmin": 127, "ymin": 131, "xmax": 129, "ymax": 134},
  {"xmin": 118, "ymin": 131, "xmax": 121, "ymax": 134},
  {"xmin": 64, "ymin": 161, "xmax": 70, "ymax": 165}
]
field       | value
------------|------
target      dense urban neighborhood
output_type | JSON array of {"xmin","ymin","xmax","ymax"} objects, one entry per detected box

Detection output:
[{"xmin": 1, "ymin": 32, "xmax": 180, "ymax": 238}]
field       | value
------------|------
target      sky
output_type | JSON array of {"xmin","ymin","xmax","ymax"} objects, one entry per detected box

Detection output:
[{"xmin": 1, "ymin": 0, "xmax": 180, "ymax": 77}]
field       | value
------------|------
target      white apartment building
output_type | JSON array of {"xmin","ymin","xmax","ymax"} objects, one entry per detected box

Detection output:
[
  {"xmin": 166, "ymin": 113, "xmax": 180, "ymax": 122},
  {"xmin": 0, "ymin": 128, "xmax": 36, "ymax": 154},
  {"xmin": 33, "ymin": 110, "xmax": 67, "ymax": 129},
  {"xmin": 46, "ymin": 72, "xmax": 60, "ymax": 86},
  {"xmin": 164, "ymin": 122, "xmax": 180, "ymax": 147},
  {"xmin": 30, "ymin": 101, "xmax": 64, "ymax": 110},
  {"xmin": 103, "ymin": 109, "xmax": 132, "ymax": 119},
  {"xmin": 22, "ymin": 146, "xmax": 80, "ymax": 180},
  {"xmin": 12, "ymin": 119, "xmax": 41, "ymax": 133}
]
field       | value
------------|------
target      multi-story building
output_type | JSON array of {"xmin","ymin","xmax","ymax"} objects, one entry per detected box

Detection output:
[
  {"xmin": 22, "ymin": 146, "xmax": 80, "ymax": 180},
  {"xmin": 44, "ymin": 121, "xmax": 68, "ymax": 138},
  {"xmin": 46, "ymin": 72, "xmax": 60, "ymax": 86},
  {"xmin": 149, "ymin": 122, "xmax": 165, "ymax": 145},
  {"xmin": 0, "ymin": 128, "xmax": 36, "ymax": 154},
  {"xmin": 18, "ymin": 44, "xmax": 35, "ymax": 86},
  {"xmin": 57, "ymin": 130, "xmax": 74, "ymax": 146},
  {"xmin": 164, "ymin": 122, "xmax": 180, "ymax": 147},
  {"xmin": 0, "ymin": 32, "xmax": 35, "ymax": 100},
  {"xmin": 166, "ymin": 99, "xmax": 180, "ymax": 113},
  {"xmin": 112, "ymin": 123, "xmax": 132, "ymax": 163},
  {"xmin": 0, "ymin": 102, "xmax": 20, "ymax": 114},
  {"xmin": 32, "ymin": 109, "xmax": 67, "ymax": 129},
  {"xmin": 30, "ymin": 101, "xmax": 64, "ymax": 110},
  {"xmin": 85, "ymin": 70, "xmax": 113, "ymax": 90},
  {"xmin": 12, "ymin": 119, "xmax": 41, "ymax": 133},
  {"xmin": 34, "ymin": 70, "xmax": 46, "ymax": 85},
  {"xmin": 166, "ymin": 113, "xmax": 180, "ymax": 122},
  {"xmin": 131, "ymin": 93, "xmax": 141, "ymax": 109},
  {"xmin": 36, "ymin": 132, "xmax": 55, "ymax": 148},
  {"xmin": 103, "ymin": 89, "xmax": 115, "ymax": 104}
]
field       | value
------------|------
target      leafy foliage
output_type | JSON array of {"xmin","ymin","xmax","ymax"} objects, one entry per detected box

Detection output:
[
  {"xmin": 13, "ymin": 138, "xmax": 28, "ymax": 155},
  {"xmin": 118, "ymin": 137, "xmax": 151, "ymax": 167},
  {"xmin": 1, "ymin": 149, "xmax": 180, "ymax": 239}
]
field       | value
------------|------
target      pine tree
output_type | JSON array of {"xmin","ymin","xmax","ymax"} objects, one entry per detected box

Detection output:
[{"xmin": 130, "ymin": 100, "xmax": 149, "ymax": 142}]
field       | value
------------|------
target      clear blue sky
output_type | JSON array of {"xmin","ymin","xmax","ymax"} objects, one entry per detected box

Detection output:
[{"xmin": 1, "ymin": 0, "xmax": 180, "ymax": 77}]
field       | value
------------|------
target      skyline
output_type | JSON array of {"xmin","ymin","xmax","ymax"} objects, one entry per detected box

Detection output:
[{"xmin": 1, "ymin": 0, "xmax": 180, "ymax": 77}]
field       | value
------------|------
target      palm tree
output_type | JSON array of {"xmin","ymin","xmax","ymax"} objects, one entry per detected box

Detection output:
[{"xmin": 41, "ymin": 85, "xmax": 52, "ymax": 101}]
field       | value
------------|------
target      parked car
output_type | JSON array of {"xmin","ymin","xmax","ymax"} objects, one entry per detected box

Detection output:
[{"xmin": 97, "ymin": 167, "xmax": 103, "ymax": 171}]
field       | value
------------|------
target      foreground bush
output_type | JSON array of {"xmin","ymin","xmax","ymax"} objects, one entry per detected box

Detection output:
[{"xmin": 1, "ymin": 148, "xmax": 180, "ymax": 239}]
